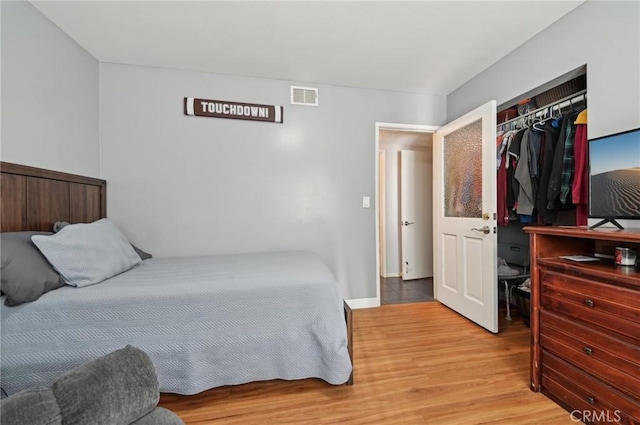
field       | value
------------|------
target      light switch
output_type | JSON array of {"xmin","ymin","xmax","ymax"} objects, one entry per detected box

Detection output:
[{"xmin": 362, "ymin": 196, "xmax": 370, "ymax": 208}]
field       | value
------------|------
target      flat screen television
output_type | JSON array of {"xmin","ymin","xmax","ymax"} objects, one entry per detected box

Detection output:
[{"xmin": 589, "ymin": 127, "xmax": 640, "ymax": 229}]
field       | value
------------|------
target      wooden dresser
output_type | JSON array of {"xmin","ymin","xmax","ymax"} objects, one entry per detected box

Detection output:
[{"xmin": 524, "ymin": 226, "xmax": 640, "ymax": 424}]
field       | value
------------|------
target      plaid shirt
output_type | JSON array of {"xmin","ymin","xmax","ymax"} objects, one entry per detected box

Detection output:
[{"xmin": 559, "ymin": 112, "xmax": 579, "ymax": 204}]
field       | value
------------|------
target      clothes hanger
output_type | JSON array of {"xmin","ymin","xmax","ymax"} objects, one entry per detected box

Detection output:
[
  {"xmin": 537, "ymin": 107, "xmax": 552, "ymax": 129},
  {"xmin": 533, "ymin": 115, "xmax": 546, "ymax": 131},
  {"xmin": 551, "ymin": 105, "xmax": 563, "ymax": 127}
]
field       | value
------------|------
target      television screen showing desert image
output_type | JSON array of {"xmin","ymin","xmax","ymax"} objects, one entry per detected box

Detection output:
[{"xmin": 589, "ymin": 130, "xmax": 640, "ymax": 217}]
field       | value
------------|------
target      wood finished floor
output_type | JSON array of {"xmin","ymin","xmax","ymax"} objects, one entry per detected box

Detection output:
[{"xmin": 159, "ymin": 303, "xmax": 574, "ymax": 424}]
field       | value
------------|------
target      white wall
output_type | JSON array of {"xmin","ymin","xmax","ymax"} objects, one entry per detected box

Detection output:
[
  {"xmin": 99, "ymin": 63, "xmax": 445, "ymax": 301},
  {"xmin": 0, "ymin": 1, "xmax": 100, "ymax": 177},
  {"xmin": 447, "ymin": 1, "xmax": 640, "ymax": 229},
  {"xmin": 448, "ymin": 2, "xmax": 639, "ymax": 138}
]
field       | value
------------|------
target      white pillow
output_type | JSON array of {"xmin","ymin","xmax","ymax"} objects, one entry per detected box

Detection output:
[{"xmin": 31, "ymin": 219, "xmax": 142, "ymax": 287}]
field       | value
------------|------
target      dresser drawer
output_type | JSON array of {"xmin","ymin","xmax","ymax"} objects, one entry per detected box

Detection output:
[
  {"xmin": 542, "ymin": 351, "xmax": 640, "ymax": 424},
  {"xmin": 540, "ymin": 269, "xmax": 640, "ymax": 340},
  {"xmin": 541, "ymin": 378, "xmax": 633, "ymax": 424},
  {"xmin": 540, "ymin": 317, "xmax": 640, "ymax": 398},
  {"xmin": 541, "ymin": 310, "xmax": 640, "ymax": 381}
]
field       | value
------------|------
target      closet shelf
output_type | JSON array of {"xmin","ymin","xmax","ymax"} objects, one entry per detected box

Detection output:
[{"xmin": 498, "ymin": 89, "xmax": 587, "ymax": 130}]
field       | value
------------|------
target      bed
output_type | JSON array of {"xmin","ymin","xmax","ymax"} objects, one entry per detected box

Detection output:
[{"xmin": 0, "ymin": 162, "xmax": 353, "ymax": 395}]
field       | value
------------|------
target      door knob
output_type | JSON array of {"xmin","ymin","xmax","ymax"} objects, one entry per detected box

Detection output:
[
  {"xmin": 402, "ymin": 221, "xmax": 415, "ymax": 226},
  {"xmin": 471, "ymin": 226, "xmax": 490, "ymax": 234}
]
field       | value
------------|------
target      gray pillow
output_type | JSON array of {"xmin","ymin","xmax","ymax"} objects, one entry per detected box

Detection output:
[
  {"xmin": 32, "ymin": 219, "xmax": 142, "ymax": 288},
  {"xmin": 0, "ymin": 388, "xmax": 61, "ymax": 425},
  {"xmin": 0, "ymin": 232, "xmax": 65, "ymax": 306},
  {"xmin": 53, "ymin": 221, "xmax": 152, "ymax": 260},
  {"xmin": 52, "ymin": 345, "xmax": 159, "ymax": 425}
]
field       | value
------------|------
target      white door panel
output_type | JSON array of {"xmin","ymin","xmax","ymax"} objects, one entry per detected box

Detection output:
[
  {"xmin": 441, "ymin": 233, "xmax": 458, "ymax": 292},
  {"xmin": 434, "ymin": 101, "xmax": 498, "ymax": 333}
]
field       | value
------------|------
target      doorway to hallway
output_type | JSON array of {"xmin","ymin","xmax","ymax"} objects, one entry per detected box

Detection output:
[
  {"xmin": 380, "ymin": 276, "xmax": 434, "ymax": 305},
  {"xmin": 376, "ymin": 123, "xmax": 438, "ymax": 307}
]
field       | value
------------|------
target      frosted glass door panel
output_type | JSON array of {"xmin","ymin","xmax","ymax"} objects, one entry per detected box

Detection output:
[{"xmin": 443, "ymin": 119, "xmax": 483, "ymax": 218}]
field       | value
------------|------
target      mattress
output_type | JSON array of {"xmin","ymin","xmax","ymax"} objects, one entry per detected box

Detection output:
[{"xmin": 0, "ymin": 251, "xmax": 352, "ymax": 395}]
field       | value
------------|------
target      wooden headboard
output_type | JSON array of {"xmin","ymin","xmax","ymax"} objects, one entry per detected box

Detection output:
[{"xmin": 1, "ymin": 162, "xmax": 107, "ymax": 232}]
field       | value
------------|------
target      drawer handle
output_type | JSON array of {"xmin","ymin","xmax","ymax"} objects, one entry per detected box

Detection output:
[
  {"xmin": 584, "ymin": 299, "xmax": 594, "ymax": 307},
  {"xmin": 583, "ymin": 347, "xmax": 593, "ymax": 356},
  {"xmin": 586, "ymin": 396, "xmax": 595, "ymax": 405}
]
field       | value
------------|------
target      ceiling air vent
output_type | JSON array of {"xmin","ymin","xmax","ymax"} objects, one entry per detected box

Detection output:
[{"xmin": 290, "ymin": 86, "xmax": 318, "ymax": 106}]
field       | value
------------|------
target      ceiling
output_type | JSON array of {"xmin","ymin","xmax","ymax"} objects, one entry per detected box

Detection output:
[{"xmin": 30, "ymin": 1, "xmax": 584, "ymax": 97}]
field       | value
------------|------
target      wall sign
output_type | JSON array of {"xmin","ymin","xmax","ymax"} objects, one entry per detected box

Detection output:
[{"xmin": 184, "ymin": 97, "xmax": 283, "ymax": 123}]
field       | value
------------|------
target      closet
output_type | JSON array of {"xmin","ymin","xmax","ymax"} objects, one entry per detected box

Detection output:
[{"xmin": 495, "ymin": 69, "xmax": 587, "ymax": 315}]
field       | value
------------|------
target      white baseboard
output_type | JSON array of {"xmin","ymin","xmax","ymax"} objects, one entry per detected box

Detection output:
[
  {"xmin": 381, "ymin": 272, "xmax": 401, "ymax": 278},
  {"xmin": 344, "ymin": 297, "xmax": 380, "ymax": 309}
]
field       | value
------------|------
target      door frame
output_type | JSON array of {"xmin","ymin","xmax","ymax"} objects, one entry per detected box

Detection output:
[
  {"xmin": 375, "ymin": 122, "xmax": 439, "ymax": 306},
  {"xmin": 378, "ymin": 150, "xmax": 387, "ymax": 278}
]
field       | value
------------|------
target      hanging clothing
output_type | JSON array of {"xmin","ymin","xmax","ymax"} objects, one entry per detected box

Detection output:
[
  {"xmin": 572, "ymin": 109, "xmax": 589, "ymax": 225},
  {"xmin": 560, "ymin": 112, "xmax": 579, "ymax": 205},
  {"xmin": 515, "ymin": 129, "xmax": 535, "ymax": 215},
  {"xmin": 529, "ymin": 128, "xmax": 543, "ymax": 180},
  {"xmin": 528, "ymin": 127, "xmax": 544, "ymax": 217},
  {"xmin": 536, "ymin": 118, "xmax": 561, "ymax": 223},
  {"xmin": 547, "ymin": 112, "xmax": 579, "ymax": 211},
  {"xmin": 497, "ymin": 144, "xmax": 509, "ymax": 226},
  {"xmin": 496, "ymin": 132, "xmax": 506, "ymax": 170},
  {"xmin": 507, "ymin": 129, "xmax": 525, "ymax": 216},
  {"xmin": 496, "ymin": 93, "xmax": 586, "ymax": 227},
  {"xmin": 497, "ymin": 130, "xmax": 516, "ymax": 226},
  {"xmin": 574, "ymin": 109, "xmax": 588, "ymax": 125}
]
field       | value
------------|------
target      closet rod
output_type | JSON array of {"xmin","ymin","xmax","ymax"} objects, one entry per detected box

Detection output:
[{"xmin": 498, "ymin": 89, "xmax": 587, "ymax": 129}]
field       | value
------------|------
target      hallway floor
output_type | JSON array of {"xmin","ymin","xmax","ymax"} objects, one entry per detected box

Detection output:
[{"xmin": 380, "ymin": 276, "xmax": 434, "ymax": 305}]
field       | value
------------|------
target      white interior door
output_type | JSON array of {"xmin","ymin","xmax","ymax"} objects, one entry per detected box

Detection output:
[
  {"xmin": 400, "ymin": 150, "xmax": 433, "ymax": 280},
  {"xmin": 433, "ymin": 101, "xmax": 498, "ymax": 333}
]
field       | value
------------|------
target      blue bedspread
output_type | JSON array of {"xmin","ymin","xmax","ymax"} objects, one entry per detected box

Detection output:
[{"xmin": 1, "ymin": 251, "xmax": 352, "ymax": 395}]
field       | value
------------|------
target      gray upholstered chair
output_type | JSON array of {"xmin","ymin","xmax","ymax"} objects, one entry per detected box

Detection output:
[{"xmin": 0, "ymin": 345, "xmax": 184, "ymax": 425}]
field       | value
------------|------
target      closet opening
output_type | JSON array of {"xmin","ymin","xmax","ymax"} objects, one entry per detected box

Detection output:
[{"xmin": 495, "ymin": 66, "xmax": 587, "ymax": 323}]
